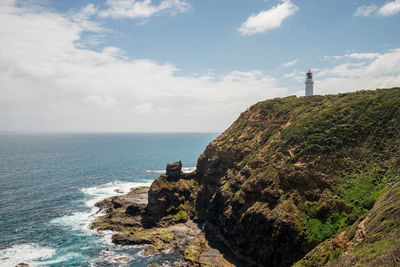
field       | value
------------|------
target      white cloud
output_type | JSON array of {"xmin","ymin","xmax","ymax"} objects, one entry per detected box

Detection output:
[
  {"xmin": 3, "ymin": 2, "xmax": 398, "ymax": 132},
  {"xmin": 0, "ymin": 2, "xmax": 286, "ymax": 132},
  {"xmin": 378, "ymin": 0, "xmax": 400, "ymax": 16},
  {"xmin": 282, "ymin": 59, "xmax": 299, "ymax": 67},
  {"xmin": 354, "ymin": 1, "xmax": 400, "ymax": 17},
  {"xmin": 316, "ymin": 49, "xmax": 400, "ymax": 94},
  {"xmin": 283, "ymin": 70, "xmax": 304, "ymax": 81},
  {"xmin": 70, "ymin": 4, "xmax": 104, "ymax": 32},
  {"xmin": 346, "ymin": 52, "xmax": 380, "ymax": 59},
  {"xmin": 353, "ymin": 5, "xmax": 377, "ymax": 17},
  {"xmin": 99, "ymin": 0, "xmax": 191, "ymax": 19},
  {"xmin": 83, "ymin": 95, "xmax": 117, "ymax": 106},
  {"xmin": 325, "ymin": 52, "xmax": 380, "ymax": 60},
  {"xmin": 102, "ymin": 46, "xmax": 125, "ymax": 57},
  {"xmin": 132, "ymin": 102, "xmax": 154, "ymax": 114},
  {"xmin": 238, "ymin": 0, "xmax": 298, "ymax": 36}
]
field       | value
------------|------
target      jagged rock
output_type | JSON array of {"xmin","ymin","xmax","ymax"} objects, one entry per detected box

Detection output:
[
  {"xmin": 97, "ymin": 256, "xmax": 132, "ymax": 265},
  {"xmin": 166, "ymin": 161, "xmax": 183, "ymax": 181},
  {"xmin": 126, "ymin": 203, "xmax": 146, "ymax": 216},
  {"xmin": 115, "ymin": 257, "xmax": 132, "ymax": 262},
  {"xmin": 145, "ymin": 165, "xmax": 195, "ymax": 227},
  {"xmin": 93, "ymin": 181, "xmax": 235, "ymax": 265},
  {"xmin": 95, "ymin": 186, "xmax": 149, "ymax": 212},
  {"xmin": 91, "ymin": 186, "xmax": 149, "ymax": 231},
  {"xmin": 112, "ymin": 227, "xmax": 174, "ymax": 246}
]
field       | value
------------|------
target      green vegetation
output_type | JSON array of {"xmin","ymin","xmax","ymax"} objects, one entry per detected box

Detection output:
[
  {"xmin": 194, "ymin": 87, "xmax": 400, "ymax": 267},
  {"xmin": 172, "ymin": 203, "xmax": 188, "ymax": 220},
  {"xmin": 304, "ymin": 215, "xmax": 348, "ymax": 244},
  {"xmin": 303, "ymin": 165, "xmax": 387, "ymax": 244},
  {"xmin": 293, "ymin": 181, "xmax": 400, "ymax": 267}
]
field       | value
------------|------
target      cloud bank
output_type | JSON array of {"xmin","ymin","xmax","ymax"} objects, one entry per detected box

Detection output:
[
  {"xmin": 0, "ymin": 1, "xmax": 285, "ymax": 132},
  {"xmin": 1, "ymin": 1, "xmax": 399, "ymax": 132},
  {"xmin": 238, "ymin": 0, "xmax": 298, "ymax": 36},
  {"xmin": 307, "ymin": 49, "xmax": 400, "ymax": 96}
]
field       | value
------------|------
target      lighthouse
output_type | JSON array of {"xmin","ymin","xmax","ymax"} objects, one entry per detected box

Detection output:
[{"xmin": 305, "ymin": 70, "xmax": 314, "ymax": 97}]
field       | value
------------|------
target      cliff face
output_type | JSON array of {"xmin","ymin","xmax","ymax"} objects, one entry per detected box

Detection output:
[
  {"xmin": 94, "ymin": 88, "xmax": 400, "ymax": 267},
  {"xmin": 193, "ymin": 88, "xmax": 400, "ymax": 266}
]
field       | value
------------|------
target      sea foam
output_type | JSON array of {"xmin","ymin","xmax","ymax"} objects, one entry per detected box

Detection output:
[
  {"xmin": 146, "ymin": 166, "xmax": 196, "ymax": 174},
  {"xmin": 182, "ymin": 167, "xmax": 196, "ymax": 173},
  {"xmin": 0, "ymin": 243, "xmax": 56, "ymax": 266},
  {"xmin": 47, "ymin": 180, "xmax": 153, "ymax": 265},
  {"xmin": 81, "ymin": 180, "xmax": 152, "ymax": 208},
  {"xmin": 51, "ymin": 180, "xmax": 152, "ymax": 233}
]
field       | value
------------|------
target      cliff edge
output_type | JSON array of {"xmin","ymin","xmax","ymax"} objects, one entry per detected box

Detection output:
[
  {"xmin": 192, "ymin": 87, "xmax": 400, "ymax": 266},
  {"xmin": 93, "ymin": 87, "xmax": 400, "ymax": 267}
]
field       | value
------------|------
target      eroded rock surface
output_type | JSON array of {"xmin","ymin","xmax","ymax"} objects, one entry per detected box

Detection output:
[
  {"xmin": 91, "ymin": 164, "xmax": 235, "ymax": 267},
  {"xmin": 92, "ymin": 186, "xmax": 149, "ymax": 231},
  {"xmin": 94, "ymin": 88, "xmax": 400, "ymax": 267}
]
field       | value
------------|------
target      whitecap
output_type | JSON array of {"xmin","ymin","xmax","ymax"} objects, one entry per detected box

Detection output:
[
  {"xmin": 0, "ymin": 243, "xmax": 56, "ymax": 266},
  {"xmin": 81, "ymin": 180, "xmax": 153, "ymax": 208},
  {"xmin": 50, "ymin": 180, "xmax": 152, "ymax": 234},
  {"xmin": 47, "ymin": 180, "xmax": 154, "ymax": 265},
  {"xmin": 50, "ymin": 211, "xmax": 95, "ymax": 233},
  {"xmin": 182, "ymin": 167, "xmax": 196, "ymax": 173},
  {"xmin": 146, "ymin": 167, "xmax": 196, "ymax": 174}
]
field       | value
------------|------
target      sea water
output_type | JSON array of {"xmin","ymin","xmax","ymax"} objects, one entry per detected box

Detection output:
[{"xmin": 0, "ymin": 133, "xmax": 218, "ymax": 266}]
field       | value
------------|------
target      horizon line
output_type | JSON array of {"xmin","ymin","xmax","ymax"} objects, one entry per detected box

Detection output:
[{"xmin": 0, "ymin": 130, "xmax": 221, "ymax": 134}]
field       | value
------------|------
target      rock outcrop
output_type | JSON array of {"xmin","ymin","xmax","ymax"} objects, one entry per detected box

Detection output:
[
  {"xmin": 93, "ymin": 87, "xmax": 400, "ymax": 267},
  {"xmin": 145, "ymin": 161, "xmax": 197, "ymax": 227},
  {"xmin": 92, "ymin": 163, "xmax": 235, "ymax": 266},
  {"xmin": 92, "ymin": 186, "xmax": 149, "ymax": 232},
  {"xmin": 190, "ymin": 88, "xmax": 400, "ymax": 266}
]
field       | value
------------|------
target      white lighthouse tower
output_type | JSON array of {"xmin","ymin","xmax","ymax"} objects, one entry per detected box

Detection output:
[{"xmin": 305, "ymin": 69, "xmax": 314, "ymax": 97}]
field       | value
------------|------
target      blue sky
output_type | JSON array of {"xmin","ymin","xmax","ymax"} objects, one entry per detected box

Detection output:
[
  {"xmin": 1, "ymin": 0, "xmax": 400, "ymax": 132},
  {"xmin": 56, "ymin": 0, "xmax": 400, "ymax": 73}
]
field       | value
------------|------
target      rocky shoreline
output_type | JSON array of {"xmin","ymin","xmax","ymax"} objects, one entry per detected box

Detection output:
[{"xmin": 91, "ymin": 162, "xmax": 235, "ymax": 267}]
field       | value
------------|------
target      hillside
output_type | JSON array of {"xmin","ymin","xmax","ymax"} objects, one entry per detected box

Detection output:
[
  {"xmin": 93, "ymin": 87, "xmax": 400, "ymax": 266},
  {"xmin": 192, "ymin": 87, "xmax": 400, "ymax": 266},
  {"xmin": 293, "ymin": 181, "xmax": 400, "ymax": 266}
]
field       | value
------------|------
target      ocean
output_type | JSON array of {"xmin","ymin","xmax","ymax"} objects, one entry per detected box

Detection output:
[{"xmin": 0, "ymin": 133, "xmax": 218, "ymax": 266}]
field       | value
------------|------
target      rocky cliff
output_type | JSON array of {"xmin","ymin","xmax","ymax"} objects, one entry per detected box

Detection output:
[
  {"xmin": 93, "ymin": 87, "xmax": 400, "ymax": 267},
  {"xmin": 192, "ymin": 87, "xmax": 400, "ymax": 266}
]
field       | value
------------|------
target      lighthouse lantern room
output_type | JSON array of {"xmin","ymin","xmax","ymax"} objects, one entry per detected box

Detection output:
[{"xmin": 305, "ymin": 70, "xmax": 314, "ymax": 97}]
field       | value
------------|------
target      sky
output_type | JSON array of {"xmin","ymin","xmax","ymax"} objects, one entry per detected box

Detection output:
[{"xmin": 1, "ymin": 0, "xmax": 400, "ymax": 132}]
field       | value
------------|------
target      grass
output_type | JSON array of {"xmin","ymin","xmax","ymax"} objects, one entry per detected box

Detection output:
[
  {"xmin": 303, "ymin": 165, "xmax": 387, "ymax": 245},
  {"xmin": 353, "ymin": 237, "xmax": 400, "ymax": 265},
  {"xmin": 190, "ymin": 88, "xmax": 400, "ymax": 266}
]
